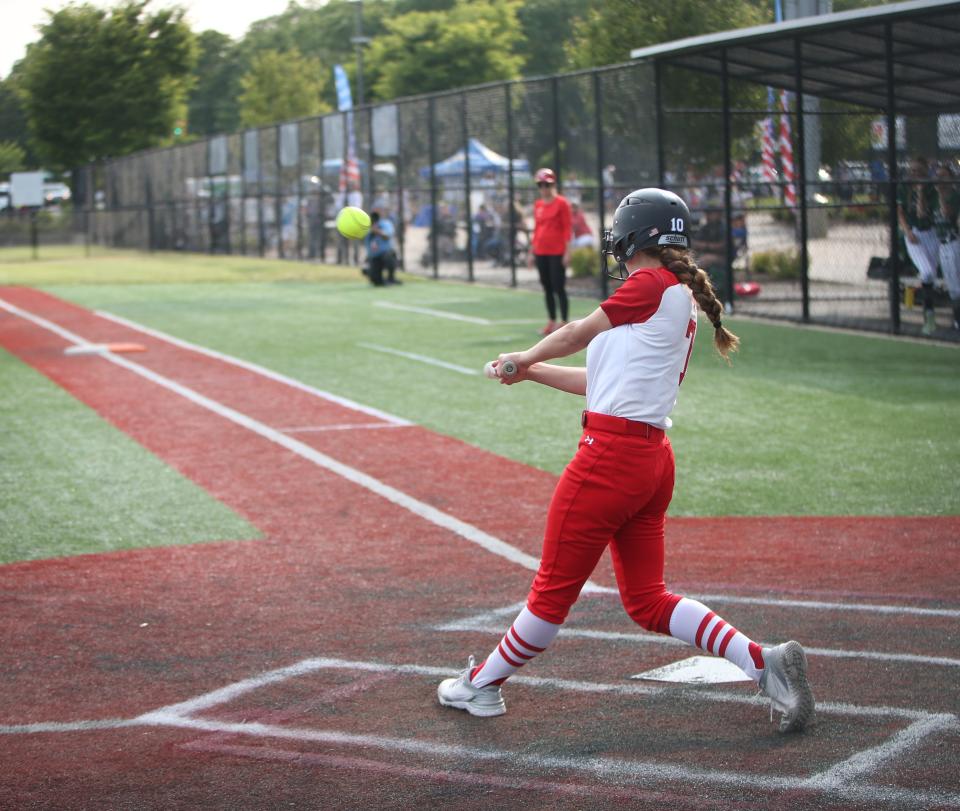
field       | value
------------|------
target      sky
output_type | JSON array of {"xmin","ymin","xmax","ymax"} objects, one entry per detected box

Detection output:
[{"xmin": 0, "ymin": 0, "xmax": 294, "ymax": 79}]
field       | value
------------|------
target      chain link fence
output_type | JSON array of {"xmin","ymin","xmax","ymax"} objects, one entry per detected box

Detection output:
[{"xmin": 78, "ymin": 52, "xmax": 960, "ymax": 341}]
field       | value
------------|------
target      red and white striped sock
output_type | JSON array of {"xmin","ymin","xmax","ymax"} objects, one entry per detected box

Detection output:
[
  {"xmin": 668, "ymin": 598, "xmax": 765, "ymax": 682},
  {"xmin": 469, "ymin": 606, "xmax": 561, "ymax": 688}
]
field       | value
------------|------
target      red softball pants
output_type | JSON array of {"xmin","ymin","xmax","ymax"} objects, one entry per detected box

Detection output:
[{"xmin": 526, "ymin": 411, "xmax": 681, "ymax": 633}]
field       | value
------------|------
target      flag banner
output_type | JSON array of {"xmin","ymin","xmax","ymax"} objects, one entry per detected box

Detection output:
[
  {"xmin": 333, "ymin": 64, "xmax": 359, "ymax": 192},
  {"xmin": 779, "ymin": 90, "xmax": 797, "ymax": 208},
  {"xmin": 761, "ymin": 86, "xmax": 777, "ymax": 183},
  {"xmin": 761, "ymin": 118, "xmax": 777, "ymax": 183}
]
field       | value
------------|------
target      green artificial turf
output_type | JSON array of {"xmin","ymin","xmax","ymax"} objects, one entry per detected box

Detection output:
[
  {"xmin": 0, "ymin": 348, "xmax": 260, "ymax": 563},
  {"xmin": 2, "ymin": 245, "xmax": 958, "ymax": 529},
  {"xmin": 34, "ymin": 264, "xmax": 958, "ymax": 518}
]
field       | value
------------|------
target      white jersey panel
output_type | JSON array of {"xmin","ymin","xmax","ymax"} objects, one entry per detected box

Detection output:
[{"xmin": 586, "ymin": 283, "xmax": 696, "ymax": 429}]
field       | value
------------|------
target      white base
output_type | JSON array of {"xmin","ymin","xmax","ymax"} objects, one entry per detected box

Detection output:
[{"xmin": 630, "ymin": 656, "xmax": 752, "ymax": 684}]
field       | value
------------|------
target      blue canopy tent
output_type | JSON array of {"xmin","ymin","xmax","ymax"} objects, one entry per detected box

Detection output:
[{"xmin": 419, "ymin": 138, "xmax": 529, "ymax": 179}]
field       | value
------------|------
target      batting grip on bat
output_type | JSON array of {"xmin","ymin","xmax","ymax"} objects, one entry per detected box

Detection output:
[{"xmin": 483, "ymin": 359, "xmax": 518, "ymax": 379}]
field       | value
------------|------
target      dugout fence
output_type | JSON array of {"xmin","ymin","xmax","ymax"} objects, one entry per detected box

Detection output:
[{"xmin": 78, "ymin": 0, "xmax": 960, "ymax": 341}]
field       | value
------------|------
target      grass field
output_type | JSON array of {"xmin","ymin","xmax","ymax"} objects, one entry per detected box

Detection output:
[{"xmin": 2, "ymin": 248, "xmax": 958, "ymax": 564}]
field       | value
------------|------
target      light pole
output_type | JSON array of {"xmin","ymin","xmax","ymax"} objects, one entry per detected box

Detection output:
[{"xmin": 350, "ymin": 0, "xmax": 371, "ymax": 107}]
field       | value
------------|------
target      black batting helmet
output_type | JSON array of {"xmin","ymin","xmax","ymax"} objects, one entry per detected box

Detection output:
[{"xmin": 602, "ymin": 188, "xmax": 691, "ymax": 265}]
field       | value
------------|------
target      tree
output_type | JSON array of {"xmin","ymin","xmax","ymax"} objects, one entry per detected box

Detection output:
[
  {"xmin": 18, "ymin": 1, "xmax": 196, "ymax": 169},
  {"xmin": 365, "ymin": 0, "xmax": 524, "ymax": 100},
  {"xmin": 516, "ymin": 0, "xmax": 591, "ymax": 77},
  {"xmin": 0, "ymin": 74, "xmax": 36, "ymax": 168},
  {"xmin": 187, "ymin": 30, "xmax": 243, "ymax": 136},
  {"xmin": 237, "ymin": 49, "xmax": 331, "ymax": 128},
  {"xmin": 567, "ymin": 0, "xmax": 769, "ymax": 69},
  {"xmin": 0, "ymin": 141, "xmax": 26, "ymax": 175},
  {"xmin": 239, "ymin": 0, "xmax": 394, "ymax": 106}
]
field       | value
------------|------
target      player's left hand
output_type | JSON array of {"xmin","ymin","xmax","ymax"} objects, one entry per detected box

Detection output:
[{"xmin": 496, "ymin": 352, "xmax": 527, "ymax": 384}]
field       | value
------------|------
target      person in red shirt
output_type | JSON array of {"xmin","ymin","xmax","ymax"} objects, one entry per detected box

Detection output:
[{"xmin": 530, "ymin": 168, "xmax": 572, "ymax": 335}]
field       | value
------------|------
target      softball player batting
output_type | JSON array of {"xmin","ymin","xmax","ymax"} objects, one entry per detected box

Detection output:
[{"xmin": 438, "ymin": 188, "xmax": 815, "ymax": 733}]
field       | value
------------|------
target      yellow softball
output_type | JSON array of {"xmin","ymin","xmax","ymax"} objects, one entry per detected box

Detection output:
[{"xmin": 336, "ymin": 206, "xmax": 372, "ymax": 240}]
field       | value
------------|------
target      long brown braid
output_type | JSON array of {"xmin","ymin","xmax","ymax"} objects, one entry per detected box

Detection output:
[{"xmin": 654, "ymin": 246, "xmax": 740, "ymax": 361}]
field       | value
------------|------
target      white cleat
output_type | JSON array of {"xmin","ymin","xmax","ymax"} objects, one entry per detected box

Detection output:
[
  {"xmin": 437, "ymin": 655, "xmax": 506, "ymax": 717},
  {"xmin": 758, "ymin": 641, "xmax": 816, "ymax": 733}
]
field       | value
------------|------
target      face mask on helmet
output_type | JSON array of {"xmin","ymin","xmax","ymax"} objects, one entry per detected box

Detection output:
[{"xmin": 600, "ymin": 188, "xmax": 691, "ymax": 280}]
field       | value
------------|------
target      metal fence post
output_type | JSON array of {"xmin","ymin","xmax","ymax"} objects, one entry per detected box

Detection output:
[
  {"xmin": 721, "ymin": 49, "xmax": 735, "ymax": 313},
  {"xmin": 654, "ymin": 62, "xmax": 665, "ymax": 187},
  {"xmin": 506, "ymin": 82, "xmax": 517, "ymax": 287},
  {"xmin": 297, "ymin": 124, "xmax": 305, "ymax": 260},
  {"xmin": 146, "ymin": 173, "xmax": 155, "ymax": 252},
  {"xmin": 885, "ymin": 22, "xmax": 901, "ymax": 334},
  {"xmin": 275, "ymin": 125, "xmax": 284, "ymax": 259},
  {"xmin": 794, "ymin": 37, "xmax": 810, "ymax": 323},
  {"xmin": 257, "ymin": 132, "xmax": 265, "ymax": 257},
  {"xmin": 593, "ymin": 71, "xmax": 608, "ymax": 299},
  {"xmin": 395, "ymin": 105, "xmax": 406, "ymax": 267},
  {"xmin": 462, "ymin": 93, "xmax": 474, "ymax": 282},
  {"xmin": 552, "ymin": 76, "xmax": 561, "ymax": 184},
  {"xmin": 240, "ymin": 134, "xmax": 247, "ymax": 256},
  {"xmin": 428, "ymin": 96, "xmax": 439, "ymax": 279},
  {"xmin": 366, "ymin": 106, "xmax": 376, "ymax": 221},
  {"xmin": 318, "ymin": 116, "xmax": 327, "ymax": 262}
]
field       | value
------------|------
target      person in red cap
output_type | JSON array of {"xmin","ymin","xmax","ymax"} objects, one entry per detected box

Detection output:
[{"xmin": 530, "ymin": 168, "xmax": 572, "ymax": 335}]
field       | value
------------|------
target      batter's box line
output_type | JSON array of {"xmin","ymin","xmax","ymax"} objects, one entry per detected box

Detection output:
[
  {"xmin": 3, "ymin": 656, "xmax": 958, "ymax": 809},
  {"xmin": 435, "ymin": 601, "xmax": 960, "ymax": 669}
]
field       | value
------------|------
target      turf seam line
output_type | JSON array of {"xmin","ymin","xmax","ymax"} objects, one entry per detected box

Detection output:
[
  {"xmin": 92, "ymin": 308, "xmax": 414, "ymax": 426},
  {"xmin": 2, "ymin": 298, "xmax": 613, "ymax": 593},
  {"xmin": 372, "ymin": 300, "xmax": 492, "ymax": 324},
  {"xmin": 357, "ymin": 342, "xmax": 480, "ymax": 375}
]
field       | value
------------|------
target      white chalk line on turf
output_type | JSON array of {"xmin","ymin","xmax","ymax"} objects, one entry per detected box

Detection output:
[
  {"xmin": 139, "ymin": 656, "xmax": 960, "ymax": 808},
  {"xmin": 438, "ymin": 621, "xmax": 960, "ymax": 668},
  {"xmin": 278, "ymin": 423, "xmax": 407, "ymax": 433},
  {"xmin": 139, "ymin": 713, "xmax": 960, "ymax": 808},
  {"xmin": 136, "ymin": 656, "xmax": 946, "ymax": 724},
  {"xmin": 93, "ymin": 309, "xmax": 413, "ymax": 426},
  {"xmin": 357, "ymin": 342, "xmax": 479, "ymax": 375},
  {"xmin": 373, "ymin": 300, "xmax": 492, "ymax": 324},
  {"xmin": 5, "ymin": 656, "xmax": 958, "ymax": 807},
  {"xmin": 802, "ymin": 714, "xmax": 960, "ymax": 791},
  {"xmin": 0, "ymin": 719, "xmax": 139, "ymax": 734},
  {"xmin": 691, "ymin": 592, "xmax": 960, "ymax": 619},
  {"xmin": 2, "ymin": 298, "xmax": 609, "ymax": 594}
]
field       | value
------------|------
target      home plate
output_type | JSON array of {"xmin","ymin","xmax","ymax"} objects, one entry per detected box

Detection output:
[
  {"xmin": 630, "ymin": 656, "xmax": 752, "ymax": 684},
  {"xmin": 65, "ymin": 342, "xmax": 146, "ymax": 355}
]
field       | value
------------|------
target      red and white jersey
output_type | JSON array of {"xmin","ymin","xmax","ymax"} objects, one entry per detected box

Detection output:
[{"xmin": 587, "ymin": 267, "xmax": 697, "ymax": 429}]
